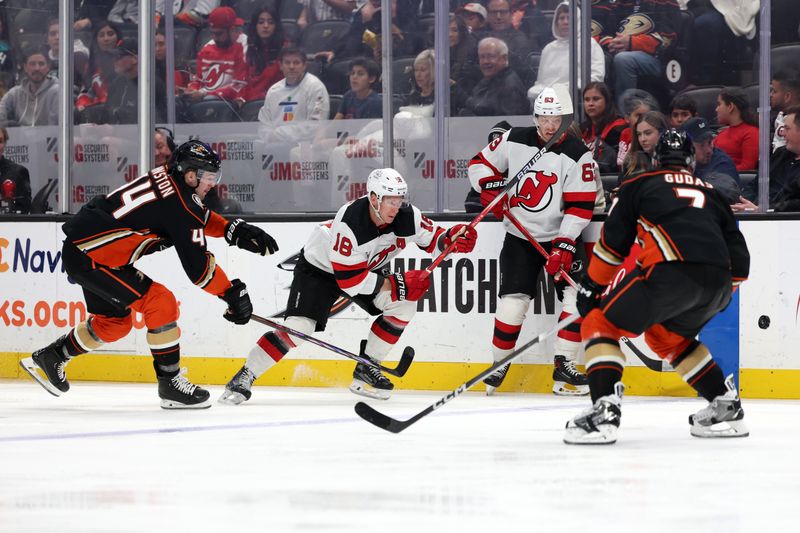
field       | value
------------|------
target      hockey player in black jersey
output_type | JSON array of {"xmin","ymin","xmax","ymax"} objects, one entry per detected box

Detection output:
[
  {"xmin": 564, "ymin": 129, "xmax": 751, "ymax": 444},
  {"xmin": 219, "ymin": 168, "xmax": 477, "ymax": 404},
  {"xmin": 20, "ymin": 140, "xmax": 278, "ymax": 409}
]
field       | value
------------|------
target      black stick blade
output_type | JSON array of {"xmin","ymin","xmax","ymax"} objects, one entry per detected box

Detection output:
[
  {"xmin": 354, "ymin": 402, "xmax": 409, "ymax": 433},
  {"xmin": 385, "ymin": 346, "xmax": 414, "ymax": 377}
]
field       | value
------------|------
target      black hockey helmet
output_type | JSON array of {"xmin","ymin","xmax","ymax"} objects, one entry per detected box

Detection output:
[
  {"xmin": 653, "ymin": 128, "xmax": 695, "ymax": 169},
  {"xmin": 169, "ymin": 140, "xmax": 222, "ymax": 184}
]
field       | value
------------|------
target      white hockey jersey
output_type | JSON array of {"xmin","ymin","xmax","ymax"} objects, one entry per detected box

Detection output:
[
  {"xmin": 303, "ymin": 197, "xmax": 444, "ymax": 297},
  {"xmin": 468, "ymin": 127, "xmax": 597, "ymax": 242}
]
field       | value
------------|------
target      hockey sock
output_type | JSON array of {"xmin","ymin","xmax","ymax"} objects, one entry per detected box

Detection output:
[
  {"xmin": 62, "ymin": 319, "xmax": 105, "ymax": 358},
  {"xmin": 365, "ymin": 315, "xmax": 409, "ymax": 361},
  {"xmin": 673, "ymin": 343, "xmax": 727, "ymax": 401},
  {"xmin": 245, "ymin": 317, "xmax": 315, "ymax": 376},
  {"xmin": 584, "ymin": 339, "xmax": 625, "ymax": 403},
  {"xmin": 492, "ymin": 319, "xmax": 522, "ymax": 360},
  {"xmin": 492, "ymin": 294, "xmax": 529, "ymax": 361},
  {"xmin": 148, "ymin": 322, "xmax": 181, "ymax": 378},
  {"xmin": 554, "ymin": 311, "xmax": 581, "ymax": 362}
]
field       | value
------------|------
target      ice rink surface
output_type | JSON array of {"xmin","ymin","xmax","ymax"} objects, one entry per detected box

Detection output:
[{"xmin": 1, "ymin": 380, "xmax": 798, "ymax": 533}]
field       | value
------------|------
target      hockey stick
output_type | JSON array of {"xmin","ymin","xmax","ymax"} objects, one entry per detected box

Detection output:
[
  {"xmin": 503, "ymin": 210, "xmax": 668, "ymax": 373},
  {"xmin": 250, "ymin": 313, "xmax": 414, "ymax": 377},
  {"xmin": 423, "ymin": 118, "xmax": 572, "ymax": 277},
  {"xmin": 354, "ymin": 314, "xmax": 579, "ymax": 433}
]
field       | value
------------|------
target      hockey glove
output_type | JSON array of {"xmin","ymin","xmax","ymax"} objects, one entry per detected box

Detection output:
[
  {"xmin": 544, "ymin": 238, "xmax": 577, "ymax": 279},
  {"xmin": 576, "ymin": 276, "xmax": 606, "ymax": 317},
  {"xmin": 221, "ymin": 279, "xmax": 253, "ymax": 325},
  {"xmin": 225, "ymin": 218, "xmax": 279, "ymax": 256},
  {"xmin": 442, "ymin": 224, "xmax": 478, "ymax": 253},
  {"xmin": 388, "ymin": 270, "xmax": 431, "ymax": 302},
  {"xmin": 478, "ymin": 176, "xmax": 507, "ymax": 220}
]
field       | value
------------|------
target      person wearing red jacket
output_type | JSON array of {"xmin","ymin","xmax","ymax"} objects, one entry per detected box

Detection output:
[
  {"xmin": 236, "ymin": 5, "xmax": 288, "ymax": 105},
  {"xmin": 183, "ymin": 6, "xmax": 247, "ymax": 104}
]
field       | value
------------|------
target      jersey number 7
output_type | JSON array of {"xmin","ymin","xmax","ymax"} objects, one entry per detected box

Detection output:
[{"xmin": 674, "ymin": 187, "xmax": 706, "ymax": 208}]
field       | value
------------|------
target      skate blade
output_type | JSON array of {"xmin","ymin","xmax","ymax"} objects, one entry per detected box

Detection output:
[
  {"xmin": 553, "ymin": 381, "xmax": 590, "ymax": 396},
  {"xmin": 690, "ymin": 419, "xmax": 749, "ymax": 438},
  {"xmin": 19, "ymin": 357, "xmax": 63, "ymax": 397},
  {"xmin": 485, "ymin": 384, "xmax": 498, "ymax": 396},
  {"xmin": 349, "ymin": 380, "xmax": 391, "ymax": 401},
  {"xmin": 160, "ymin": 398, "xmax": 212, "ymax": 410},
  {"xmin": 217, "ymin": 389, "xmax": 248, "ymax": 406},
  {"xmin": 563, "ymin": 423, "xmax": 618, "ymax": 445}
]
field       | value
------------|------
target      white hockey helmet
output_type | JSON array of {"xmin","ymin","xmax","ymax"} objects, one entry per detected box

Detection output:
[
  {"xmin": 367, "ymin": 168, "xmax": 408, "ymax": 206},
  {"xmin": 534, "ymin": 87, "xmax": 564, "ymax": 117}
]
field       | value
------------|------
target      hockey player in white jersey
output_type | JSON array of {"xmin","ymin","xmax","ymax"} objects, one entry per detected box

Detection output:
[
  {"xmin": 468, "ymin": 87, "xmax": 597, "ymax": 395},
  {"xmin": 219, "ymin": 168, "xmax": 477, "ymax": 404}
]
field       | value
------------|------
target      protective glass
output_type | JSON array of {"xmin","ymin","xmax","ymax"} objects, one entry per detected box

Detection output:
[{"xmin": 197, "ymin": 168, "xmax": 222, "ymax": 185}]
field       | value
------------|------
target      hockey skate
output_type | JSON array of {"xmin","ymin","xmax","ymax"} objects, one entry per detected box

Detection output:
[
  {"xmin": 483, "ymin": 363, "xmax": 510, "ymax": 396},
  {"xmin": 158, "ymin": 369, "xmax": 211, "ymax": 409},
  {"xmin": 552, "ymin": 355, "xmax": 589, "ymax": 396},
  {"xmin": 563, "ymin": 382, "xmax": 624, "ymax": 445},
  {"xmin": 20, "ymin": 336, "xmax": 71, "ymax": 396},
  {"xmin": 218, "ymin": 366, "xmax": 256, "ymax": 406},
  {"xmin": 349, "ymin": 340, "xmax": 394, "ymax": 400},
  {"xmin": 689, "ymin": 375, "xmax": 749, "ymax": 438}
]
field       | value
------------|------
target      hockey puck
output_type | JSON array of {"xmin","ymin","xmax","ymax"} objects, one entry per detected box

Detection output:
[{"xmin": 758, "ymin": 315, "xmax": 770, "ymax": 329}]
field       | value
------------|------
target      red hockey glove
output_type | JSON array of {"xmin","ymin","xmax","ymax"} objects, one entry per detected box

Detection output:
[
  {"xmin": 388, "ymin": 270, "xmax": 431, "ymax": 302},
  {"xmin": 544, "ymin": 238, "xmax": 577, "ymax": 278},
  {"xmin": 443, "ymin": 224, "xmax": 477, "ymax": 253},
  {"xmin": 478, "ymin": 176, "xmax": 506, "ymax": 220}
]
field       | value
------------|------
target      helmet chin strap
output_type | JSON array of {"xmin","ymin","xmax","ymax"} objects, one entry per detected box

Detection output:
[{"xmin": 370, "ymin": 195, "xmax": 386, "ymax": 224}]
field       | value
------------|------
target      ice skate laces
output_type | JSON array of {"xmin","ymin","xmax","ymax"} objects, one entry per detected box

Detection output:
[
  {"xmin": 562, "ymin": 359, "xmax": 580, "ymax": 379},
  {"xmin": 234, "ymin": 367, "xmax": 255, "ymax": 388},
  {"xmin": 366, "ymin": 363, "xmax": 389, "ymax": 384},
  {"xmin": 171, "ymin": 369, "xmax": 197, "ymax": 395}
]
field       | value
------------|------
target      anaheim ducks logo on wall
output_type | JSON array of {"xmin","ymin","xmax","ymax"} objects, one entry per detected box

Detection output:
[
  {"xmin": 509, "ymin": 171, "xmax": 557, "ymax": 213},
  {"xmin": 618, "ymin": 14, "xmax": 655, "ymax": 36}
]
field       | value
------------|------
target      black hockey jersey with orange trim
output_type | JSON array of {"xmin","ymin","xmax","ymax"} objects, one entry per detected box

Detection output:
[
  {"xmin": 588, "ymin": 168, "xmax": 750, "ymax": 286},
  {"xmin": 62, "ymin": 165, "xmax": 232, "ymax": 296},
  {"xmin": 592, "ymin": 0, "xmax": 680, "ymax": 56}
]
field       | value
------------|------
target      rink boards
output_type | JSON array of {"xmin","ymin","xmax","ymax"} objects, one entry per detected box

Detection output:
[{"xmin": 0, "ymin": 219, "xmax": 798, "ymax": 399}]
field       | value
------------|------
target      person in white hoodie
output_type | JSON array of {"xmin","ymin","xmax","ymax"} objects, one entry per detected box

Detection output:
[
  {"xmin": 527, "ymin": 1, "xmax": 604, "ymax": 106},
  {"xmin": 0, "ymin": 48, "xmax": 59, "ymax": 127}
]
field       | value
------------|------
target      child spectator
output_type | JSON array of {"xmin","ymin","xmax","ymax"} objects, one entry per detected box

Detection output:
[
  {"xmin": 616, "ymin": 89, "xmax": 660, "ymax": 169},
  {"xmin": 618, "ymin": 110, "xmax": 668, "ymax": 186},
  {"xmin": 580, "ymin": 81, "xmax": 627, "ymax": 173},
  {"xmin": 237, "ymin": 5, "xmax": 287, "ymax": 105},
  {"xmin": 334, "ymin": 57, "xmax": 382, "ymax": 119},
  {"xmin": 714, "ymin": 86, "xmax": 759, "ymax": 171},
  {"xmin": 668, "ymin": 93, "xmax": 698, "ymax": 128}
]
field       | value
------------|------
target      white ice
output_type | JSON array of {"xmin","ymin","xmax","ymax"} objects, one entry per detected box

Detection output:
[{"xmin": 1, "ymin": 380, "xmax": 798, "ymax": 533}]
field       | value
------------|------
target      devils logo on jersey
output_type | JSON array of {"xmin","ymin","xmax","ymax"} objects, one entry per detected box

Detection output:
[{"xmin": 509, "ymin": 171, "xmax": 558, "ymax": 213}]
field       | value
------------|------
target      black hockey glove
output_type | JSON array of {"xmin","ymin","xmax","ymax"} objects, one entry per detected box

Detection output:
[
  {"xmin": 225, "ymin": 218, "xmax": 279, "ymax": 256},
  {"xmin": 221, "ymin": 279, "xmax": 253, "ymax": 325},
  {"xmin": 576, "ymin": 276, "xmax": 607, "ymax": 317}
]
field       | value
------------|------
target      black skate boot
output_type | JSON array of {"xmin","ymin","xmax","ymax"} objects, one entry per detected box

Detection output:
[
  {"xmin": 158, "ymin": 369, "xmax": 211, "ymax": 409},
  {"xmin": 218, "ymin": 366, "xmax": 256, "ymax": 406},
  {"xmin": 483, "ymin": 363, "xmax": 510, "ymax": 396},
  {"xmin": 552, "ymin": 355, "xmax": 589, "ymax": 396},
  {"xmin": 20, "ymin": 335, "xmax": 71, "ymax": 396},
  {"xmin": 564, "ymin": 382, "xmax": 625, "ymax": 445},
  {"xmin": 689, "ymin": 374, "xmax": 749, "ymax": 438},
  {"xmin": 349, "ymin": 340, "xmax": 394, "ymax": 400}
]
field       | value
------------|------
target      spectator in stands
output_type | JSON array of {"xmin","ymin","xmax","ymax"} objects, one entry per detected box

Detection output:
[
  {"xmin": 734, "ymin": 105, "xmax": 800, "ymax": 212},
  {"xmin": 714, "ymin": 86, "xmax": 759, "ymax": 171},
  {"xmin": 668, "ymin": 93, "xmax": 698, "ymax": 128},
  {"xmin": 512, "ymin": 0, "xmax": 551, "ymax": 52},
  {"xmin": 0, "ymin": 9, "xmax": 13, "ymax": 90},
  {"xmin": 154, "ymin": 29, "xmax": 190, "ymax": 121},
  {"xmin": 237, "ymin": 5, "xmax": 287, "ymax": 106},
  {"xmin": 297, "ymin": 0, "xmax": 357, "ymax": 29},
  {"xmin": 105, "ymin": 37, "xmax": 142, "ymax": 124},
  {"xmin": 183, "ymin": 6, "xmax": 247, "ymax": 105},
  {"xmin": 156, "ymin": 0, "xmax": 222, "ymax": 27},
  {"xmin": 154, "ymin": 127, "xmax": 174, "ymax": 166},
  {"xmin": 527, "ymin": 1, "xmax": 605, "ymax": 105},
  {"xmin": 46, "ymin": 18, "xmax": 92, "ymax": 86},
  {"xmin": 74, "ymin": 0, "xmax": 114, "ymax": 31},
  {"xmin": 76, "ymin": 20, "xmax": 121, "ymax": 113},
  {"xmin": 456, "ymin": 3, "xmax": 487, "ymax": 35},
  {"xmin": 334, "ymin": 57, "xmax": 382, "ymax": 119},
  {"xmin": 482, "ymin": 0, "xmax": 531, "ymax": 73},
  {"xmin": 258, "ymin": 46, "xmax": 329, "ymax": 144},
  {"xmin": 403, "ymin": 49, "xmax": 434, "ymax": 109},
  {"xmin": 771, "ymin": 68, "xmax": 800, "ymax": 152},
  {"xmin": 617, "ymin": 110, "xmax": 667, "ymax": 186},
  {"xmin": 616, "ymin": 89, "xmax": 660, "ymax": 169},
  {"xmin": 336, "ymin": 0, "xmax": 424, "ymax": 62},
  {"xmin": 0, "ymin": 127, "xmax": 32, "ymax": 214},
  {"xmin": 689, "ymin": 0, "xmax": 759, "ymax": 86},
  {"xmin": 449, "ymin": 13, "xmax": 480, "ymax": 95},
  {"xmin": 0, "ymin": 48, "xmax": 59, "ymax": 127},
  {"xmin": 108, "ymin": 0, "xmax": 138, "ymax": 26},
  {"xmin": 596, "ymin": 0, "xmax": 681, "ymax": 110},
  {"xmin": 681, "ymin": 116, "xmax": 740, "ymax": 185},
  {"xmin": 458, "ymin": 37, "xmax": 528, "ymax": 117},
  {"xmin": 581, "ymin": 81, "xmax": 627, "ymax": 174}
]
